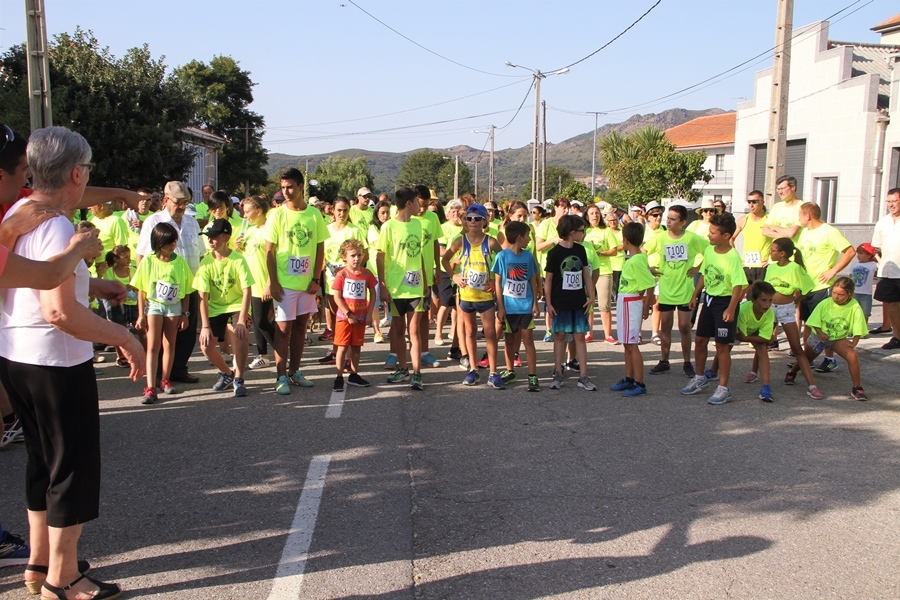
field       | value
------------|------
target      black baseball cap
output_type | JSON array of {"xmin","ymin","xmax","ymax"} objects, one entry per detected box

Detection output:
[{"xmin": 202, "ymin": 218, "xmax": 232, "ymax": 238}]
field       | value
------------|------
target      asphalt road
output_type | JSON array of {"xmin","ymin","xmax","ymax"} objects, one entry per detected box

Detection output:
[{"xmin": 2, "ymin": 311, "xmax": 899, "ymax": 599}]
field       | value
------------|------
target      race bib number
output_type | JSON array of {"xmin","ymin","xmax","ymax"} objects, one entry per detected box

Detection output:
[
  {"xmin": 155, "ymin": 281, "xmax": 179, "ymax": 304},
  {"xmin": 402, "ymin": 269, "xmax": 422, "ymax": 288},
  {"xmin": 287, "ymin": 255, "xmax": 311, "ymax": 276},
  {"xmin": 744, "ymin": 251, "xmax": 761, "ymax": 265},
  {"xmin": 467, "ymin": 269, "xmax": 488, "ymax": 290},
  {"xmin": 342, "ymin": 278, "xmax": 367, "ymax": 300},
  {"xmin": 503, "ymin": 279, "xmax": 527, "ymax": 299},
  {"xmin": 562, "ymin": 271, "xmax": 582, "ymax": 291},
  {"xmin": 664, "ymin": 243, "xmax": 688, "ymax": 263}
]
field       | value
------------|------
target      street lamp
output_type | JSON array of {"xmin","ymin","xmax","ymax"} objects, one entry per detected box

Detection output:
[
  {"xmin": 506, "ymin": 62, "xmax": 569, "ymax": 201},
  {"xmin": 472, "ymin": 126, "xmax": 495, "ymax": 203},
  {"xmin": 586, "ymin": 112, "xmax": 607, "ymax": 198}
]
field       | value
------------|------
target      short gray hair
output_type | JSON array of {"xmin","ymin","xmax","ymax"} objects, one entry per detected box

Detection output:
[
  {"xmin": 27, "ymin": 127, "xmax": 92, "ymax": 193},
  {"xmin": 446, "ymin": 199, "xmax": 463, "ymax": 211}
]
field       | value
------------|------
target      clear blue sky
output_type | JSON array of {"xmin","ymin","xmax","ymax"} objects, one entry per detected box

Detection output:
[{"xmin": 0, "ymin": 0, "xmax": 890, "ymax": 156}]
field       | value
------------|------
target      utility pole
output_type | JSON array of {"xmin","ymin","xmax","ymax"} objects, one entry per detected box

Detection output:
[
  {"xmin": 541, "ymin": 100, "xmax": 548, "ymax": 202},
  {"xmin": 473, "ymin": 161, "xmax": 478, "ymax": 198},
  {"xmin": 25, "ymin": 0, "xmax": 52, "ymax": 130},
  {"xmin": 453, "ymin": 155, "xmax": 459, "ymax": 199},
  {"xmin": 764, "ymin": 0, "xmax": 793, "ymax": 207},
  {"xmin": 489, "ymin": 124, "xmax": 495, "ymax": 204},
  {"xmin": 532, "ymin": 73, "xmax": 542, "ymax": 200},
  {"xmin": 588, "ymin": 112, "xmax": 606, "ymax": 198},
  {"xmin": 244, "ymin": 124, "xmax": 250, "ymax": 198}
]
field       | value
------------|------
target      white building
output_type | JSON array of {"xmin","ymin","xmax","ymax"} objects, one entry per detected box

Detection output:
[
  {"xmin": 666, "ymin": 112, "xmax": 736, "ymax": 209},
  {"xmin": 732, "ymin": 14, "xmax": 900, "ymax": 225},
  {"xmin": 181, "ymin": 127, "xmax": 226, "ymax": 194}
]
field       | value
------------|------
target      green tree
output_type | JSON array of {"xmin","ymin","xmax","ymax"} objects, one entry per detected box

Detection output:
[
  {"xmin": 397, "ymin": 149, "xmax": 472, "ymax": 200},
  {"xmin": 599, "ymin": 125, "xmax": 711, "ymax": 207},
  {"xmin": 175, "ymin": 56, "xmax": 268, "ymax": 194},
  {"xmin": 437, "ymin": 159, "xmax": 473, "ymax": 200},
  {"xmin": 0, "ymin": 30, "xmax": 197, "ymax": 189},
  {"xmin": 560, "ymin": 180, "xmax": 592, "ymax": 204},
  {"xmin": 312, "ymin": 156, "xmax": 374, "ymax": 203},
  {"xmin": 521, "ymin": 166, "xmax": 576, "ymax": 200}
]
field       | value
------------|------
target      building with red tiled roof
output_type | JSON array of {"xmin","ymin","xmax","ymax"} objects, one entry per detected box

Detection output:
[{"xmin": 666, "ymin": 113, "xmax": 737, "ymax": 208}]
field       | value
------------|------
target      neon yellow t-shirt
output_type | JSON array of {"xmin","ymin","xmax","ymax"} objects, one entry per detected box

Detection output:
[
  {"xmin": 376, "ymin": 218, "xmax": 425, "ymax": 299},
  {"xmin": 413, "ymin": 210, "xmax": 443, "ymax": 285},
  {"xmin": 737, "ymin": 300, "xmax": 775, "ymax": 339},
  {"xmin": 324, "ymin": 223, "xmax": 366, "ymax": 294},
  {"xmin": 192, "ymin": 251, "xmax": 254, "ymax": 317},
  {"xmin": 440, "ymin": 221, "xmax": 463, "ymax": 247},
  {"xmin": 241, "ymin": 224, "xmax": 269, "ymax": 298},
  {"xmin": 619, "ymin": 252, "xmax": 656, "ymax": 295},
  {"xmin": 349, "ymin": 205, "xmax": 373, "ymax": 230},
  {"xmin": 796, "ymin": 223, "xmax": 851, "ymax": 292},
  {"xmin": 264, "ymin": 204, "xmax": 330, "ymax": 292},
  {"xmin": 608, "ymin": 227, "xmax": 624, "ymax": 271},
  {"xmin": 536, "ymin": 218, "xmax": 559, "ymax": 271},
  {"xmin": 700, "ymin": 246, "xmax": 748, "ymax": 297},
  {"xmin": 764, "ymin": 261, "xmax": 815, "ymax": 297},
  {"xmin": 104, "ymin": 266, "xmax": 138, "ymax": 306},
  {"xmin": 738, "ymin": 214, "xmax": 771, "ymax": 267},
  {"xmin": 767, "ymin": 200, "xmax": 805, "ymax": 241},
  {"xmin": 645, "ymin": 230, "xmax": 709, "ymax": 305},
  {"xmin": 93, "ymin": 214, "xmax": 129, "ymax": 256},
  {"xmin": 130, "ymin": 253, "xmax": 194, "ymax": 305},
  {"xmin": 584, "ymin": 227, "xmax": 613, "ymax": 276},
  {"xmin": 806, "ymin": 298, "xmax": 868, "ymax": 340}
]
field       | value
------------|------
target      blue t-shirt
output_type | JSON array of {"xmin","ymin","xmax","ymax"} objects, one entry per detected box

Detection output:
[{"xmin": 491, "ymin": 247, "xmax": 539, "ymax": 315}]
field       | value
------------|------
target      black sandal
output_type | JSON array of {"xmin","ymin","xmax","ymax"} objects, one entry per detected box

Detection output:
[
  {"xmin": 24, "ymin": 561, "xmax": 91, "ymax": 595},
  {"xmin": 41, "ymin": 574, "xmax": 120, "ymax": 600}
]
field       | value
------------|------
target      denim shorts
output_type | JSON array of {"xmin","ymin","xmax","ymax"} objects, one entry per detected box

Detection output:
[{"xmin": 146, "ymin": 300, "xmax": 182, "ymax": 317}]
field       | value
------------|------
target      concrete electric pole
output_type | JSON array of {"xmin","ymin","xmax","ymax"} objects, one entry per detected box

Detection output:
[
  {"xmin": 25, "ymin": 0, "xmax": 53, "ymax": 131},
  {"xmin": 764, "ymin": 0, "xmax": 793, "ymax": 207}
]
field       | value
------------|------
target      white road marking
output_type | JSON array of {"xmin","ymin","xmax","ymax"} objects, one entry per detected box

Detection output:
[
  {"xmin": 267, "ymin": 454, "xmax": 331, "ymax": 600},
  {"xmin": 325, "ymin": 388, "xmax": 345, "ymax": 419}
]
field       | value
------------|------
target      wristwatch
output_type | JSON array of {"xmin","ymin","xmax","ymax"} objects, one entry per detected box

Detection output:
[
  {"xmin": 183, "ymin": 311, "xmax": 191, "ymax": 317},
  {"xmin": 311, "ymin": 278, "xmax": 320, "ymax": 284}
]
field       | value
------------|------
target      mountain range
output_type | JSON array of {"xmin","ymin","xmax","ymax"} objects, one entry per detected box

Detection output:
[{"xmin": 265, "ymin": 107, "xmax": 728, "ymax": 196}]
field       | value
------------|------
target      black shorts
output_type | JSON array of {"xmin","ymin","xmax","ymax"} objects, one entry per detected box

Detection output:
[
  {"xmin": 438, "ymin": 274, "xmax": 457, "ymax": 309},
  {"xmin": 800, "ymin": 288, "xmax": 830, "ymax": 322},
  {"xmin": 744, "ymin": 266, "xmax": 767, "ymax": 284},
  {"xmin": 503, "ymin": 313, "xmax": 535, "ymax": 334},
  {"xmin": 696, "ymin": 295, "xmax": 736, "ymax": 344},
  {"xmin": 390, "ymin": 297, "xmax": 428, "ymax": 316},
  {"xmin": 874, "ymin": 278, "xmax": 900, "ymax": 303},
  {"xmin": 0, "ymin": 358, "xmax": 101, "ymax": 527},
  {"xmin": 657, "ymin": 303, "xmax": 691, "ymax": 313},
  {"xmin": 209, "ymin": 311, "xmax": 239, "ymax": 342}
]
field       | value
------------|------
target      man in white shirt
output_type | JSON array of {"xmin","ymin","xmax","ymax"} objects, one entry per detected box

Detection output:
[
  {"xmin": 137, "ymin": 181, "xmax": 205, "ymax": 382},
  {"xmin": 873, "ymin": 188, "xmax": 900, "ymax": 351}
]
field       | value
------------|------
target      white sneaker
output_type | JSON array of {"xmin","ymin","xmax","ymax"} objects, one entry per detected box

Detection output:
[
  {"xmin": 681, "ymin": 376, "xmax": 709, "ymax": 395},
  {"xmin": 248, "ymin": 355, "xmax": 269, "ymax": 369}
]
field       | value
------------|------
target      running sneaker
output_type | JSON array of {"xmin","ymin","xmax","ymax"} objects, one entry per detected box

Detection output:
[
  {"xmin": 585, "ymin": 333, "xmax": 594, "ymax": 342},
  {"xmin": 767, "ymin": 339, "xmax": 780, "ymax": 351},
  {"xmin": 513, "ymin": 353, "xmax": 523, "ymax": 368},
  {"xmin": 448, "ymin": 347, "xmax": 463, "ymax": 361},
  {"xmin": 649, "ymin": 360, "xmax": 670, "ymax": 375},
  {"xmin": 476, "ymin": 353, "xmax": 489, "ymax": 369},
  {"xmin": 704, "ymin": 369, "xmax": 719, "ymax": 381},
  {"xmin": 549, "ymin": 370, "xmax": 564, "ymax": 389},
  {"xmin": 0, "ymin": 530, "xmax": 30, "ymax": 567},
  {"xmin": 347, "ymin": 373, "xmax": 370, "ymax": 387},
  {"xmin": 379, "ymin": 316, "xmax": 391, "ymax": 328},
  {"xmin": 605, "ymin": 336, "xmax": 618, "ymax": 344},
  {"xmin": 373, "ymin": 332, "xmax": 385, "ymax": 344},
  {"xmin": 743, "ymin": 371, "xmax": 759, "ymax": 384},
  {"xmin": 527, "ymin": 375, "xmax": 540, "ymax": 392},
  {"xmin": 683, "ymin": 362, "xmax": 696, "ymax": 378},
  {"xmin": 212, "ymin": 372, "xmax": 233, "ymax": 392},
  {"xmin": 610, "ymin": 378, "xmax": 633, "ymax": 391},
  {"xmin": 433, "ymin": 337, "xmax": 445, "ymax": 346},
  {"xmin": 115, "ymin": 358, "xmax": 130, "ymax": 368},
  {"xmin": 707, "ymin": 385, "xmax": 733, "ymax": 405},
  {"xmin": 384, "ymin": 353, "xmax": 399, "ymax": 370},
  {"xmin": 421, "ymin": 352, "xmax": 441, "ymax": 368},
  {"xmin": 758, "ymin": 384, "xmax": 773, "ymax": 402},
  {"xmin": 318, "ymin": 328, "xmax": 334, "ymax": 341},
  {"xmin": 543, "ymin": 331, "xmax": 553, "ymax": 342},
  {"xmin": 651, "ymin": 334, "xmax": 661, "ymax": 346},
  {"xmin": 333, "ymin": 375, "xmax": 344, "ymax": 392},
  {"xmin": 815, "ymin": 357, "xmax": 838, "ymax": 373},
  {"xmin": 851, "ymin": 386, "xmax": 868, "ymax": 401},
  {"xmin": 681, "ymin": 376, "xmax": 709, "ymax": 395},
  {"xmin": 233, "ymin": 377, "xmax": 247, "ymax": 397},
  {"xmin": 275, "ymin": 375, "xmax": 291, "ymax": 395},
  {"xmin": 0, "ymin": 419, "xmax": 23, "ymax": 447},
  {"xmin": 459, "ymin": 355, "xmax": 470, "ymax": 371},
  {"xmin": 565, "ymin": 359, "xmax": 580, "ymax": 372},
  {"xmin": 289, "ymin": 370, "xmax": 314, "ymax": 387},
  {"xmin": 387, "ymin": 368, "xmax": 410, "ymax": 384},
  {"xmin": 807, "ymin": 385, "xmax": 824, "ymax": 400},
  {"xmin": 141, "ymin": 387, "xmax": 158, "ymax": 405},
  {"xmin": 488, "ymin": 372, "xmax": 505, "ymax": 389},
  {"xmin": 248, "ymin": 355, "xmax": 269, "ymax": 370},
  {"xmin": 623, "ymin": 383, "xmax": 647, "ymax": 396},
  {"xmin": 577, "ymin": 375, "xmax": 597, "ymax": 391},
  {"xmin": 318, "ymin": 351, "xmax": 336, "ymax": 364},
  {"xmin": 160, "ymin": 379, "xmax": 176, "ymax": 395},
  {"xmin": 410, "ymin": 371, "xmax": 424, "ymax": 390},
  {"xmin": 463, "ymin": 370, "xmax": 480, "ymax": 386},
  {"xmin": 500, "ymin": 369, "xmax": 517, "ymax": 385},
  {"xmin": 783, "ymin": 371, "xmax": 796, "ymax": 385}
]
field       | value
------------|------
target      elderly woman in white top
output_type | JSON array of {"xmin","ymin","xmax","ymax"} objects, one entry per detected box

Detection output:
[{"xmin": 0, "ymin": 127, "xmax": 145, "ymax": 600}]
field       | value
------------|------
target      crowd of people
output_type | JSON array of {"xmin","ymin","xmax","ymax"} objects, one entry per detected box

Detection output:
[{"xmin": 1, "ymin": 122, "xmax": 900, "ymax": 598}]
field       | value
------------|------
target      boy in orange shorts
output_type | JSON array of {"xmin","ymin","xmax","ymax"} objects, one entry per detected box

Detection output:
[{"xmin": 332, "ymin": 238, "xmax": 377, "ymax": 391}]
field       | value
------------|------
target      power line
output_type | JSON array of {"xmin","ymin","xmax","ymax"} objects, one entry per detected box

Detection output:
[
  {"xmin": 346, "ymin": 0, "xmax": 523, "ymax": 78},
  {"xmin": 549, "ymin": 0, "xmax": 664, "ymax": 73},
  {"xmin": 496, "ymin": 79, "xmax": 536, "ymax": 134}
]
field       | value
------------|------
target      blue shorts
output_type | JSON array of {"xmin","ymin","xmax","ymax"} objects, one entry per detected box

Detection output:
[
  {"xmin": 460, "ymin": 300, "xmax": 495, "ymax": 314},
  {"xmin": 551, "ymin": 309, "xmax": 589, "ymax": 334}
]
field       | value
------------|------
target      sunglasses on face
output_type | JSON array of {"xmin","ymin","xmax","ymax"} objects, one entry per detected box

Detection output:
[
  {"xmin": 702, "ymin": 209, "xmax": 714, "ymax": 213},
  {"xmin": 747, "ymin": 200, "xmax": 761, "ymax": 204},
  {"xmin": 465, "ymin": 215, "xmax": 485, "ymax": 222}
]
